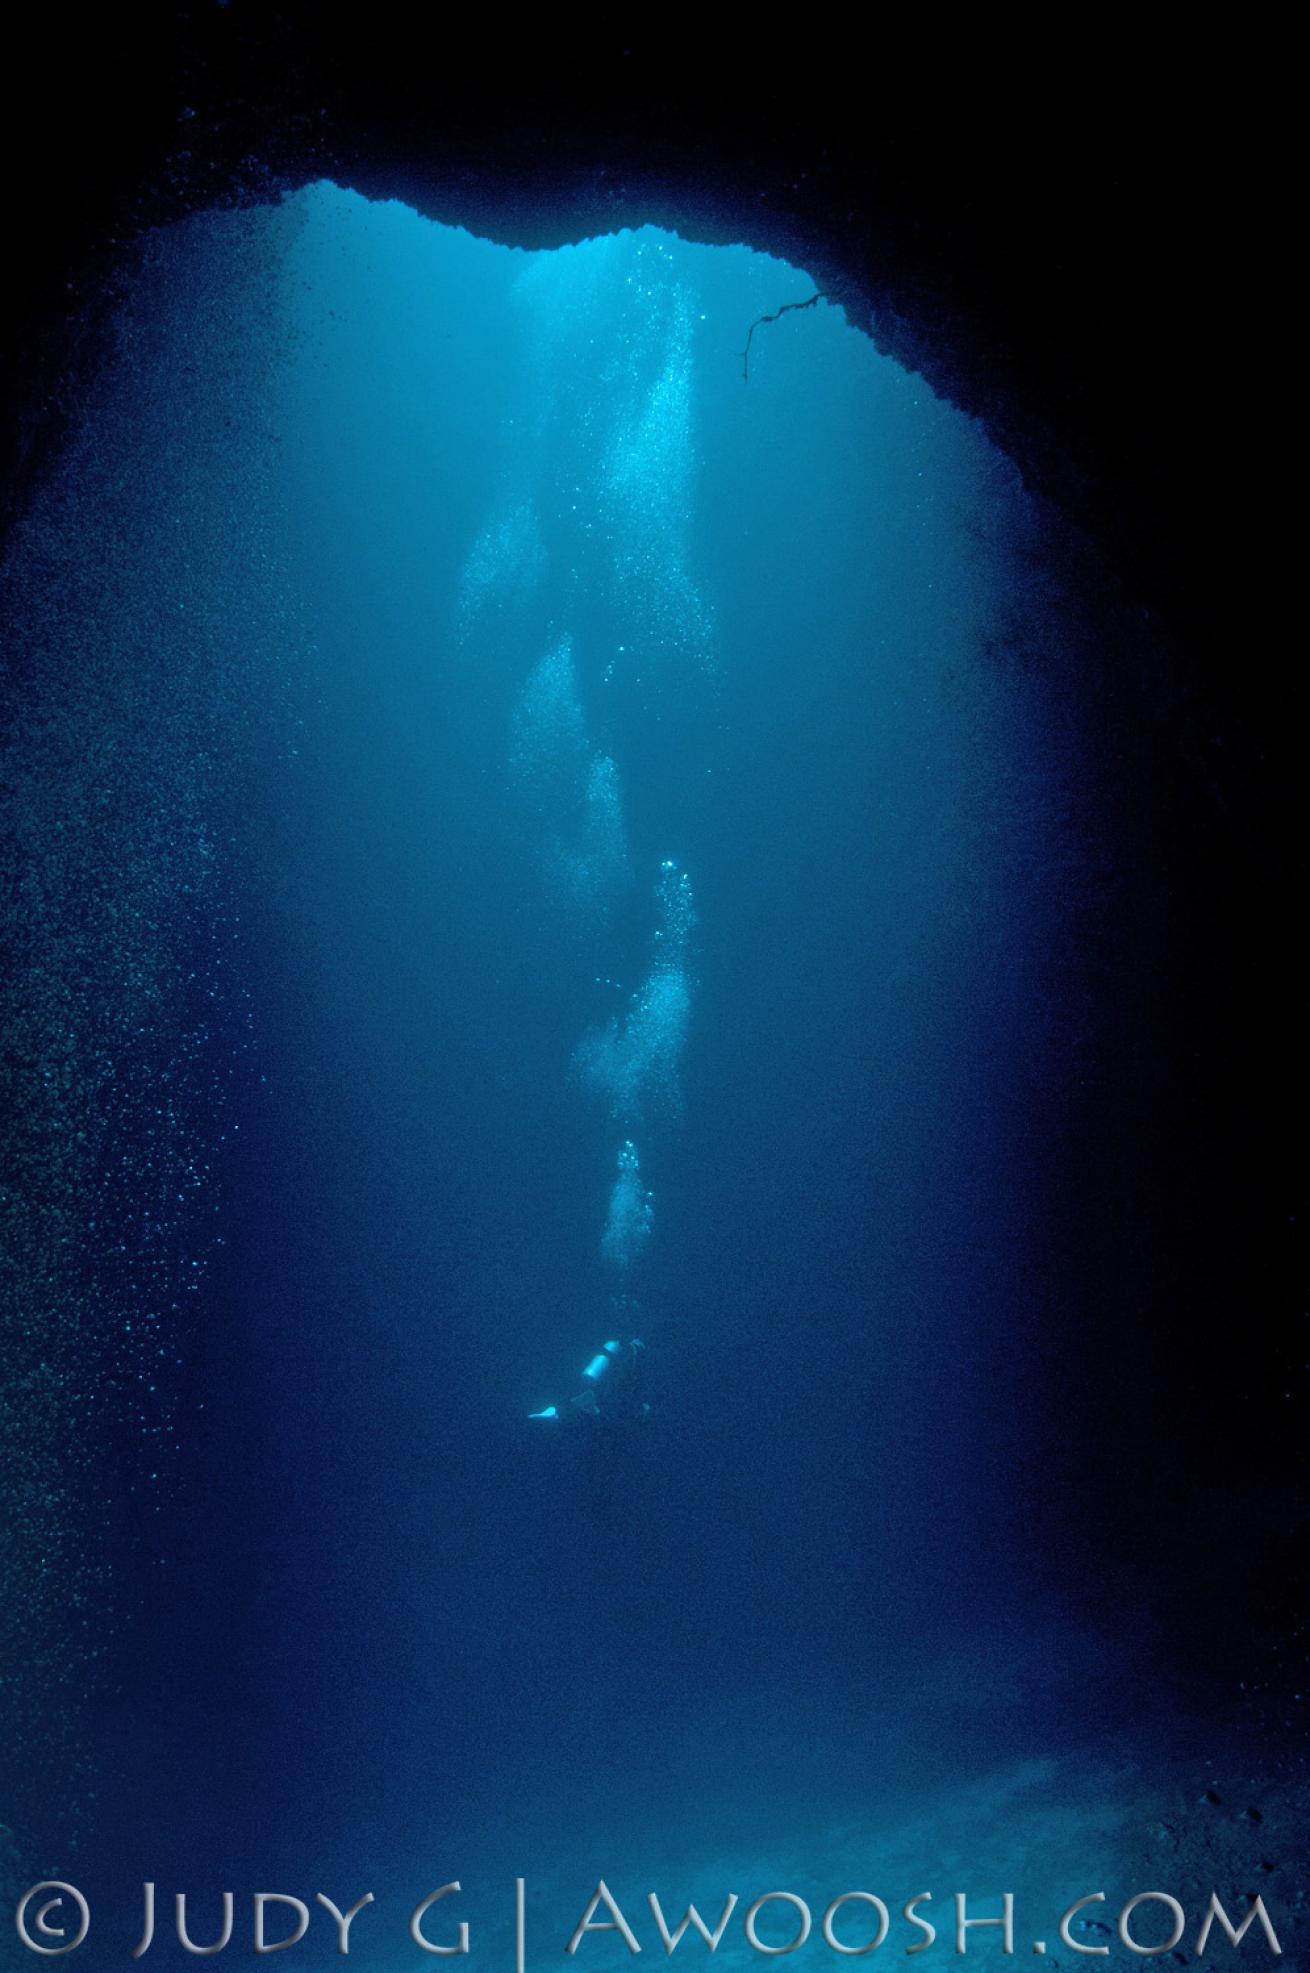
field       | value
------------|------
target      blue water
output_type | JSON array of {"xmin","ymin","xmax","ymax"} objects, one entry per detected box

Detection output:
[{"xmin": 1, "ymin": 185, "xmax": 1165, "ymax": 1966}]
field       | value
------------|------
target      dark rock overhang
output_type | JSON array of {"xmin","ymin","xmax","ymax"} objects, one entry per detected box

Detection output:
[{"xmin": 0, "ymin": 12, "xmax": 1274, "ymax": 685}]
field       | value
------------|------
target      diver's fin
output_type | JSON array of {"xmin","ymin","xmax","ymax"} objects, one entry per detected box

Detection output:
[{"xmin": 528, "ymin": 1406, "xmax": 559, "ymax": 1421}]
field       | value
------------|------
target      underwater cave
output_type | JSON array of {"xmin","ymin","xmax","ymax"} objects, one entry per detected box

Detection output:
[{"xmin": 0, "ymin": 28, "xmax": 1300, "ymax": 1964}]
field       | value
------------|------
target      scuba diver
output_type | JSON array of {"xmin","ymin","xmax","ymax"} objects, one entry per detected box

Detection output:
[{"xmin": 529, "ymin": 1336, "xmax": 648, "ymax": 1426}]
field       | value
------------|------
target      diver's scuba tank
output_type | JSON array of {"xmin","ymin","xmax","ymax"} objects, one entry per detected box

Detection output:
[{"xmin": 581, "ymin": 1340, "xmax": 626, "ymax": 1386}]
